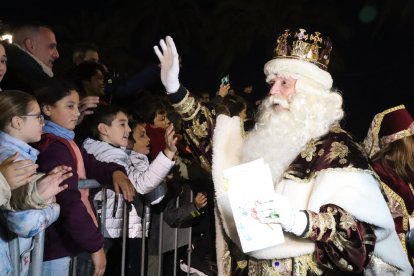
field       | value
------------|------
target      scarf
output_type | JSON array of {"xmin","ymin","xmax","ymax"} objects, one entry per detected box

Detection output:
[
  {"xmin": 43, "ymin": 120, "xmax": 75, "ymax": 140},
  {"xmin": 0, "ymin": 131, "xmax": 39, "ymax": 162}
]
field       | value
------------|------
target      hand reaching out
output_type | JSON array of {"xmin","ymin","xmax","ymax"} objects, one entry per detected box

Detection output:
[
  {"xmin": 194, "ymin": 192, "xmax": 208, "ymax": 210},
  {"xmin": 218, "ymin": 84, "xmax": 230, "ymax": 98},
  {"xmin": 153, "ymin": 36, "xmax": 180, "ymax": 93},
  {"xmin": 163, "ymin": 124, "xmax": 178, "ymax": 160},
  {"xmin": 0, "ymin": 153, "xmax": 38, "ymax": 190},
  {"xmin": 36, "ymin": 166, "xmax": 72, "ymax": 201},
  {"xmin": 77, "ymin": 96, "xmax": 100, "ymax": 125},
  {"xmin": 112, "ymin": 171, "xmax": 135, "ymax": 202}
]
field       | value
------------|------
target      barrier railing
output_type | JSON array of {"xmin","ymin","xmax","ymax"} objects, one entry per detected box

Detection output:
[{"xmin": 8, "ymin": 179, "xmax": 199, "ymax": 276}]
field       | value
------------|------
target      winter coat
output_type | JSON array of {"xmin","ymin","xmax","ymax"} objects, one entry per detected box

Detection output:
[
  {"xmin": 83, "ymin": 138, "xmax": 174, "ymax": 238},
  {"xmin": 0, "ymin": 132, "xmax": 59, "ymax": 276},
  {"xmin": 34, "ymin": 133, "xmax": 125, "ymax": 260}
]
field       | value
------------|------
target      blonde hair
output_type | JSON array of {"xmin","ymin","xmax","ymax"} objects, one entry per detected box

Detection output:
[
  {"xmin": 373, "ymin": 136, "xmax": 414, "ymax": 182},
  {"xmin": 0, "ymin": 90, "xmax": 36, "ymax": 130}
]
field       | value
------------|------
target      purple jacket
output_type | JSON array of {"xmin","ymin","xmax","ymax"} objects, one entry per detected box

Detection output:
[{"xmin": 34, "ymin": 133, "xmax": 126, "ymax": 260}]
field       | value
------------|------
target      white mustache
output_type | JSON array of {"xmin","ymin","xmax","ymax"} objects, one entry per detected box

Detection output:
[{"xmin": 269, "ymin": 95, "xmax": 290, "ymax": 109}]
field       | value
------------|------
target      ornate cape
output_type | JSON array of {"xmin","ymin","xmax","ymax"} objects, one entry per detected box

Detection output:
[
  {"xmin": 373, "ymin": 160, "xmax": 414, "ymax": 268},
  {"xmin": 169, "ymin": 88, "xmax": 412, "ymax": 275},
  {"xmin": 212, "ymin": 118, "xmax": 412, "ymax": 276}
]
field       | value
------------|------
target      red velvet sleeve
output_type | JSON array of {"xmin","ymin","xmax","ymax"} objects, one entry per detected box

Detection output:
[{"xmin": 302, "ymin": 204, "xmax": 376, "ymax": 273}]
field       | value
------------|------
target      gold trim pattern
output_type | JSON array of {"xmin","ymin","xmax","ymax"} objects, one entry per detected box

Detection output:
[
  {"xmin": 172, "ymin": 91, "xmax": 201, "ymax": 121},
  {"xmin": 381, "ymin": 122, "xmax": 414, "ymax": 144},
  {"xmin": 326, "ymin": 141, "xmax": 349, "ymax": 164},
  {"xmin": 302, "ymin": 209, "xmax": 336, "ymax": 241},
  {"xmin": 300, "ymin": 139, "xmax": 320, "ymax": 162},
  {"xmin": 247, "ymin": 253, "xmax": 323, "ymax": 276},
  {"xmin": 363, "ymin": 104, "xmax": 408, "ymax": 158},
  {"xmin": 381, "ymin": 181, "xmax": 414, "ymax": 257},
  {"xmin": 382, "ymin": 182, "xmax": 410, "ymax": 231}
]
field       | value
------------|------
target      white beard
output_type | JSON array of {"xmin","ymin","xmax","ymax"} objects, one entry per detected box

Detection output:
[{"xmin": 241, "ymin": 86, "xmax": 344, "ymax": 183}]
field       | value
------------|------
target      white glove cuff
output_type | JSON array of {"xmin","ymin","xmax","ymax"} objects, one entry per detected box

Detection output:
[
  {"xmin": 287, "ymin": 211, "xmax": 308, "ymax": 236},
  {"xmin": 165, "ymin": 81, "xmax": 180, "ymax": 94}
]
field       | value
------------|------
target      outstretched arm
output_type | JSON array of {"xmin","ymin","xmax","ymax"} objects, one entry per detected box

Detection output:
[{"xmin": 153, "ymin": 36, "xmax": 180, "ymax": 94}]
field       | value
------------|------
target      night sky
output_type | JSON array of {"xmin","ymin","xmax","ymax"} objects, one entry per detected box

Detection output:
[{"xmin": 1, "ymin": 0, "xmax": 414, "ymax": 140}]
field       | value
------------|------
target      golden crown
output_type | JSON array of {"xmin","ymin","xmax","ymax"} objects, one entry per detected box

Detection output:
[{"xmin": 273, "ymin": 28, "xmax": 332, "ymax": 70}]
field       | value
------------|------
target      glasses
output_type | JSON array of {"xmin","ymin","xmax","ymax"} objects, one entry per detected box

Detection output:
[{"xmin": 20, "ymin": 114, "xmax": 44, "ymax": 123}]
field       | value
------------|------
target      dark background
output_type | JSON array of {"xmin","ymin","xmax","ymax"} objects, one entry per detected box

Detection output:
[{"xmin": 1, "ymin": 0, "xmax": 413, "ymax": 140}]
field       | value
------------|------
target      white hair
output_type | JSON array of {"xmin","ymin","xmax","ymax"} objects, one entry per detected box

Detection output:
[{"xmin": 242, "ymin": 74, "xmax": 344, "ymax": 182}]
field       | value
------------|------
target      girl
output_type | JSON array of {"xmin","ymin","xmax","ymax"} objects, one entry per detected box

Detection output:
[
  {"xmin": 133, "ymin": 93, "xmax": 171, "ymax": 160},
  {"xmin": 82, "ymin": 106, "xmax": 177, "ymax": 275},
  {"xmin": 33, "ymin": 79, "xmax": 135, "ymax": 276},
  {"xmin": 0, "ymin": 90, "xmax": 72, "ymax": 275},
  {"xmin": 364, "ymin": 105, "xmax": 414, "ymax": 269}
]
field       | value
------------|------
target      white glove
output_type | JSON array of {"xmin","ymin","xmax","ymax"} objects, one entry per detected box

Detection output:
[
  {"xmin": 253, "ymin": 193, "xmax": 307, "ymax": 236},
  {"xmin": 153, "ymin": 36, "xmax": 180, "ymax": 93}
]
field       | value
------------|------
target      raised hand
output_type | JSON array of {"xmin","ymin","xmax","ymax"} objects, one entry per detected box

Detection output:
[
  {"xmin": 112, "ymin": 171, "xmax": 135, "ymax": 202},
  {"xmin": 153, "ymin": 36, "xmax": 180, "ymax": 93},
  {"xmin": 36, "ymin": 165, "xmax": 72, "ymax": 201},
  {"xmin": 77, "ymin": 96, "xmax": 100, "ymax": 125},
  {"xmin": 218, "ymin": 83, "xmax": 231, "ymax": 98},
  {"xmin": 195, "ymin": 192, "xmax": 208, "ymax": 210},
  {"xmin": 0, "ymin": 153, "xmax": 38, "ymax": 190},
  {"xmin": 163, "ymin": 123, "xmax": 178, "ymax": 160}
]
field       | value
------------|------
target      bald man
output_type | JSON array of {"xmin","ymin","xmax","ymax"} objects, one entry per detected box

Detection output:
[{"xmin": 1, "ymin": 23, "xmax": 59, "ymax": 93}]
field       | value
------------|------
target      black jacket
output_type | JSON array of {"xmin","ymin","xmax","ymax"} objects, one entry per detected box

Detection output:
[{"xmin": 2, "ymin": 44, "xmax": 52, "ymax": 94}]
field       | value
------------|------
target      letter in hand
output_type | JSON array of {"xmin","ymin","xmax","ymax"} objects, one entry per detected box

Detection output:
[
  {"xmin": 0, "ymin": 152, "xmax": 38, "ymax": 190},
  {"xmin": 254, "ymin": 198, "xmax": 281, "ymax": 224},
  {"xmin": 112, "ymin": 171, "xmax": 135, "ymax": 202},
  {"xmin": 153, "ymin": 36, "xmax": 180, "ymax": 93},
  {"xmin": 252, "ymin": 193, "xmax": 294, "ymax": 230}
]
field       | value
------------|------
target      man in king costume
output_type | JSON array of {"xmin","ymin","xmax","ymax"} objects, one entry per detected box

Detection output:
[{"xmin": 153, "ymin": 29, "xmax": 412, "ymax": 275}]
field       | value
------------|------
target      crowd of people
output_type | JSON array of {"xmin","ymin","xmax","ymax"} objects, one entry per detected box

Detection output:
[{"xmin": 1, "ymin": 21, "xmax": 414, "ymax": 276}]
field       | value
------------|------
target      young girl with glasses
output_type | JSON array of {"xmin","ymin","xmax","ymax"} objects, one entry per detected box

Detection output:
[{"xmin": 0, "ymin": 90, "xmax": 72, "ymax": 276}]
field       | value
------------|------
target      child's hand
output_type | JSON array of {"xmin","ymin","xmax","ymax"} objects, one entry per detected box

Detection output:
[
  {"xmin": 163, "ymin": 124, "xmax": 178, "ymax": 160},
  {"xmin": 0, "ymin": 153, "xmax": 38, "ymax": 190},
  {"xmin": 91, "ymin": 247, "xmax": 106, "ymax": 276},
  {"xmin": 36, "ymin": 166, "xmax": 72, "ymax": 201},
  {"xmin": 112, "ymin": 171, "xmax": 135, "ymax": 202},
  {"xmin": 77, "ymin": 96, "xmax": 100, "ymax": 125},
  {"xmin": 195, "ymin": 192, "xmax": 208, "ymax": 210},
  {"xmin": 218, "ymin": 83, "xmax": 230, "ymax": 98}
]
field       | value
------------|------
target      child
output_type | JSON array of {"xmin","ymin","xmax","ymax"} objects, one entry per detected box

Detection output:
[
  {"xmin": 33, "ymin": 79, "xmax": 135, "ymax": 276},
  {"xmin": 162, "ymin": 179, "xmax": 208, "ymax": 276},
  {"xmin": 82, "ymin": 106, "xmax": 177, "ymax": 275},
  {"xmin": 134, "ymin": 94, "xmax": 171, "ymax": 160},
  {"xmin": 0, "ymin": 90, "xmax": 72, "ymax": 276}
]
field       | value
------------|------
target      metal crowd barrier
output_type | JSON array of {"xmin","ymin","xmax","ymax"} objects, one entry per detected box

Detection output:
[{"xmin": 8, "ymin": 179, "xmax": 199, "ymax": 276}]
